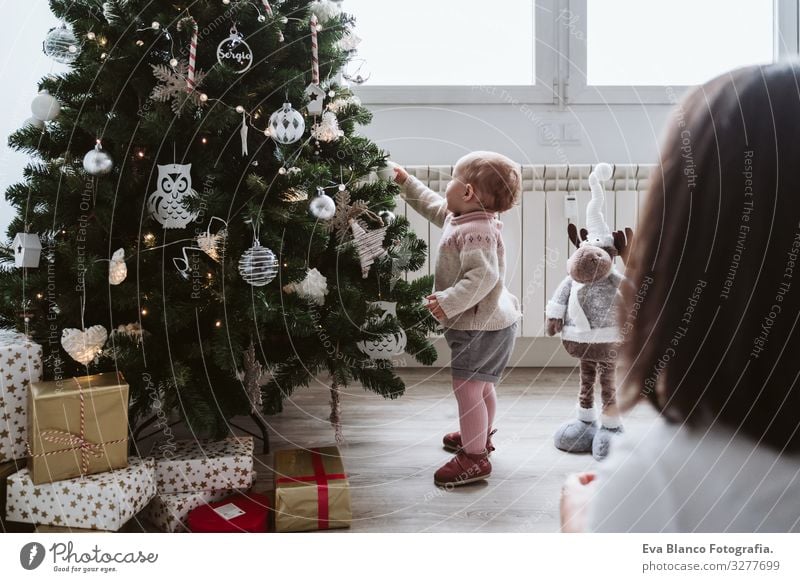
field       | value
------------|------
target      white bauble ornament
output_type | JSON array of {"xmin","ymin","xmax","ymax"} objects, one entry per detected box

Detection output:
[
  {"xmin": 61, "ymin": 325, "xmax": 108, "ymax": 365},
  {"xmin": 147, "ymin": 163, "xmax": 199, "ymax": 229},
  {"xmin": 310, "ymin": 0, "xmax": 341, "ymax": 23},
  {"xmin": 283, "ymin": 268, "xmax": 328, "ymax": 306},
  {"xmin": 23, "ymin": 117, "xmax": 45, "ymax": 130},
  {"xmin": 83, "ymin": 142, "xmax": 114, "ymax": 176},
  {"xmin": 268, "ymin": 103, "xmax": 305, "ymax": 144},
  {"xmin": 13, "ymin": 233, "xmax": 42, "ymax": 268},
  {"xmin": 311, "ymin": 111, "xmax": 343, "ymax": 142},
  {"xmin": 357, "ymin": 301, "xmax": 407, "ymax": 360},
  {"xmin": 377, "ymin": 161, "xmax": 400, "ymax": 182},
  {"xmin": 43, "ymin": 24, "xmax": 81, "ymax": 64},
  {"xmin": 108, "ymin": 248, "xmax": 127, "ymax": 285},
  {"xmin": 216, "ymin": 27, "xmax": 253, "ymax": 74},
  {"xmin": 31, "ymin": 91, "xmax": 61, "ymax": 121},
  {"xmin": 309, "ymin": 190, "xmax": 336, "ymax": 220},
  {"xmin": 239, "ymin": 241, "xmax": 279, "ymax": 287}
]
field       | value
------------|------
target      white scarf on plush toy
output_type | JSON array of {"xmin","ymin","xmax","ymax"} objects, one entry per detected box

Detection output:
[{"xmin": 568, "ymin": 282, "xmax": 591, "ymax": 332}]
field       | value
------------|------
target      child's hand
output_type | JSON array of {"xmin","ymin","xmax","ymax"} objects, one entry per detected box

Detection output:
[
  {"xmin": 426, "ymin": 294, "xmax": 446, "ymax": 320},
  {"xmin": 560, "ymin": 472, "xmax": 598, "ymax": 533},
  {"xmin": 393, "ymin": 164, "xmax": 409, "ymax": 185}
]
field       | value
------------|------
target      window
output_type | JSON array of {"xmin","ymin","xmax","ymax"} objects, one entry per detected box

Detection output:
[
  {"xmin": 348, "ymin": 0, "xmax": 798, "ymax": 104},
  {"xmin": 586, "ymin": 0, "xmax": 775, "ymax": 86},
  {"xmin": 343, "ymin": 0, "xmax": 534, "ymax": 86}
]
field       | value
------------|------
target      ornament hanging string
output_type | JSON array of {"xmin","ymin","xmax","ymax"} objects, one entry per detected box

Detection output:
[
  {"xmin": 310, "ymin": 15, "xmax": 320, "ymax": 85},
  {"xmin": 178, "ymin": 17, "xmax": 198, "ymax": 91}
]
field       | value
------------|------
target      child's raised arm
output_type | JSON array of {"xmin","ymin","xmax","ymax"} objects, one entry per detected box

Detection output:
[{"xmin": 393, "ymin": 165, "xmax": 448, "ymax": 228}]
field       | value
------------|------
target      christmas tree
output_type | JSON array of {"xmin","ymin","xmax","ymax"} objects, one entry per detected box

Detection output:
[{"xmin": 1, "ymin": 0, "xmax": 436, "ymax": 447}]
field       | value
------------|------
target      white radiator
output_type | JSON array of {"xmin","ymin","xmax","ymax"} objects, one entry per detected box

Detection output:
[{"xmin": 400, "ymin": 163, "xmax": 655, "ymax": 338}]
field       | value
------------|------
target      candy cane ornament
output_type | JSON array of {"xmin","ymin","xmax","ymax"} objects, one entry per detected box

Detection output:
[
  {"xmin": 304, "ymin": 14, "xmax": 326, "ymax": 115},
  {"xmin": 178, "ymin": 17, "xmax": 199, "ymax": 92},
  {"xmin": 310, "ymin": 15, "xmax": 320, "ymax": 85},
  {"xmin": 262, "ymin": 1, "xmax": 273, "ymax": 17}
]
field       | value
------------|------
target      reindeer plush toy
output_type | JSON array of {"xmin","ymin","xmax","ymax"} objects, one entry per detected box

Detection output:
[{"xmin": 545, "ymin": 163, "xmax": 633, "ymax": 460}]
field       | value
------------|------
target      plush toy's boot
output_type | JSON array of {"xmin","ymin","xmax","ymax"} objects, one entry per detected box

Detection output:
[
  {"xmin": 554, "ymin": 406, "xmax": 597, "ymax": 453},
  {"xmin": 592, "ymin": 416, "xmax": 624, "ymax": 461}
]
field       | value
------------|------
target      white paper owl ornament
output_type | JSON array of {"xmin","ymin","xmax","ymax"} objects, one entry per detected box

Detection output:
[{"xmin": 148, "ymin": 163, "xmax": 199, "ymax": 229}]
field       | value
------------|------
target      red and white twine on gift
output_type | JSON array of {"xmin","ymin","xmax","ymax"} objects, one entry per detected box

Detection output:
[
  {"xmin": 28, "ymin": 377, "xmax": 126, "ymax": 476},
  {"xmin": 178, "ymin": 16, "xmax": 199, "ymax": 91},
  {"xmin": 261, "ymin": 0, "xmax": 273, "ymax": 17},
  {"xmin": 310, "ymin": 14, "xmax": 320, "ymax": 85}
]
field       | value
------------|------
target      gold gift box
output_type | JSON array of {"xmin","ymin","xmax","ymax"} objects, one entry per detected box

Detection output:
[
  {"xmin": 28, "ymin": 372, "xmax": 129, "ymax": 484},
  {"xmin": 273, "ymin": 445, "xmax": 351, "ymax": 533}
]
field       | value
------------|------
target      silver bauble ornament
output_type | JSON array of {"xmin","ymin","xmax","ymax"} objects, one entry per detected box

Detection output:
[
  {"xmin": 378, "ymin": 210, "xmax": 396, "ymax": 225},
  {"xmin": 31, "ymin": 91, "xmax": 61, "ymax": 121},
  {"xmin": 309, "ymin": 191, "xmax": 336, "ymax": 220},
  {"xmin": 43, "ymin": 24, "xmax": 81, "ymax": 64},
  {"xmin": 83, "ymin": 142, "xmax": 114, "ymax": 176},
  {"xmin": 239, "ymin": 241, "xmax": 279, "ymax": 287},
  {"xmin": 268, "ymin": 102, "xmax": 305, "ymax": 144}
]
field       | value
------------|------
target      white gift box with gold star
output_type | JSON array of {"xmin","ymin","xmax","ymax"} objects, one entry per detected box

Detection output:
[
  {"xmin": 143, "ymin": 470, "xmax": 257, "ymax": 532},
  {"xmin": 0, "ymin": 330, "xmax": 42, "ymax": 463},
  {"xmin": 5, "ymin": 456, "xmax": 156, "ymax": 531},
  {"xmin": 150, "ymin": 437, "xmax": 254, "ymax": 495}
]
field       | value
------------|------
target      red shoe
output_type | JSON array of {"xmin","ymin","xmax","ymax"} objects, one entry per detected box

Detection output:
[
  {"xmin": 433, "ymin": 449, "xmax": 492, "ymax": 487},
  {"xmin": 442, "ymin": 428, "xmax": 497, "ymax": 454}
]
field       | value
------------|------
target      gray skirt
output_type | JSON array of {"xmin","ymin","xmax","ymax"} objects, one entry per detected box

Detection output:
[{"xmin": 444, "ymin": 322, "xmax": 517, "ymax": 383}]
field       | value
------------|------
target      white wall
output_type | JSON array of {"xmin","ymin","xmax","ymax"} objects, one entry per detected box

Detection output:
[{"xmin": 0, "ymin": 1, "xmax": 63, "ymax": 235}]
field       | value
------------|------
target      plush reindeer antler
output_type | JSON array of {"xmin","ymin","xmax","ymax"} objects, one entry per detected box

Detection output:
[
  {"xmin": 613, "ymin": 227, "xmax": 634, "ymax": 265},
  {"xmin": 567, "ymin": 223, "xmax": 589, "ymax": 249}
]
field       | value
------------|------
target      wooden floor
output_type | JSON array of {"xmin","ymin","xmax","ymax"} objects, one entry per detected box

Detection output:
[{"xmin": 249, "ymin": 367, "xmax": 658, "ymax": 533}]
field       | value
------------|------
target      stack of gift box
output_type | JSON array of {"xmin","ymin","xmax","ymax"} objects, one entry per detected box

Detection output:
[
  {"xmin": 2, "ymin": 331, "xmax": 354, "ymax": 533},
  {"xmin": 143, "ymin": 437, "xmax": 265, "ymax": 532}
]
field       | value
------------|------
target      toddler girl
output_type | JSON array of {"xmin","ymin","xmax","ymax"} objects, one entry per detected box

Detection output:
[{"xmin": 393, "ymin": 151, "xmax": 521, "ymax": 487}]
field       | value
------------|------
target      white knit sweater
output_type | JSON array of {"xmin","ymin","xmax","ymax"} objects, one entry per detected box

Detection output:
[{"xmin": 400, "ymin": 175, "xmax": 521, "ymax": 331}]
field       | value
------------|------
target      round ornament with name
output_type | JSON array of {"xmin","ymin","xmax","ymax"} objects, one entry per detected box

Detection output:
[{"xmin": 216, "ymin": 26, "xmax": 253, "ymax": 74}]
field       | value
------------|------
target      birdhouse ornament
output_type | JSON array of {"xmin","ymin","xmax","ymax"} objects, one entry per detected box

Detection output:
[{"xmin": 13, "ymin": 233, "xmax": 42, "ymax": 268}]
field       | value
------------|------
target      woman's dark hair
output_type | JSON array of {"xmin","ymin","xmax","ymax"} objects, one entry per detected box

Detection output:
[{"xmin": 620, "ymin": 63, "xmax": 800, "ymax": 453}]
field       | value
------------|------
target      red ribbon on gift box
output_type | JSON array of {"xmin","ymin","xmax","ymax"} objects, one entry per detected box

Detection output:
[{"xmin": 276, "ymin": 447, "xmax": 346, "ymax": 529}]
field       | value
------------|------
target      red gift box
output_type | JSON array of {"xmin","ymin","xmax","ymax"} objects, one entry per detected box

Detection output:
[{"xmin": 187, "ymin": 492, "xmax": 271, "ymax": 533}]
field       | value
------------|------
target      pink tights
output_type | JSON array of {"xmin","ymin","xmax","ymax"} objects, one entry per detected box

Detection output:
[{"xmin": 452, "ymin": 378, "xmax": 497, "ymax": 454}]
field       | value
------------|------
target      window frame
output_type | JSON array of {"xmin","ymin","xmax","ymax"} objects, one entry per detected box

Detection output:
[{"xmin": 354, "ymin": 0, "xmax": 799, "ymax": 106}]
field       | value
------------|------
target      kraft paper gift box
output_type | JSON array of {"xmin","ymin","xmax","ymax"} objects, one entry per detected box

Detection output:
[
  {"xmin": 28, "ymin": 372, "xmax": 129, "ymax": 484},
  {"xmin": 273, "ymin": 446, "xmax": 351, "ymax": 533},
  {"xmin": 144, "ymin": 470, "xmax": 257, "ymax": 532},
  {"xmin": 5, "ymin": 456, "xmax": 156, "ymax": 531},
  {"xmin": 150, "ymin": 436, "xmax": 254, "ymax": 495},
  {"xmin": 0, "ymin": 331, "xmax": 42, "ymax": 463}
]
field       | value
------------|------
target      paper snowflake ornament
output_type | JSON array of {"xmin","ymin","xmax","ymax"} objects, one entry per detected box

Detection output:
[
  {"xmin": 283, "ymin": 268, "xmax": 328, "ymax": 306},
  {"xmin": 150, "ymin": 60, "xmax": 207, "ymax": 115},
  {"xmin": 325, "ymin": 189, "xmax": 370, "ymax": 242},
  {"xmin": 311, "ymin": 111, "xmax": 343, "ymax": 142}
]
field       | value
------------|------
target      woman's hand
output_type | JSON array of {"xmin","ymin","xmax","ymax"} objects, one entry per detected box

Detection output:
[{"xmin": 560, "ymin": 472, "xmax": 598, "ymax": 533}]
